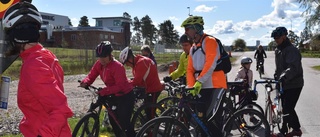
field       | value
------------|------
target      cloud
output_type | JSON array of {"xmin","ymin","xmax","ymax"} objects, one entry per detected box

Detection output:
[
  {"xmin": 169, "ymin": 16, "xmax": 179, "ymax": 21},
  {"xmin": 99, "ymin": 0, "xmax": 133, "ymax": 5},
  {"xmin": 194, "ymin": 5, "xmax": 216, "ymax": 13},
  {"xmin": 207, "ymin": 20, "xmax": 235, "ymax": 34}
]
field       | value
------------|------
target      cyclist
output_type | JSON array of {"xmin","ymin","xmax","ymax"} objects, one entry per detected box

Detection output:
[
  {"xmin": 234, "ymin": 57, "xmax": 254, "ymax": 93},
  {"xmin": 141, "ymin": 45, "xmax": 157, "ymax": 66},
  {"xmin": 181, "ymin": 15, "xmax": 227, "ymax": 136},
  {"xmin": 254, "ymin": 45, "xmax": 267, "ymax": 72},
  {"xmin": 80, "ymin": 41, "xmax": 135, "ymax": 137},
  {"xmin": 119, "ymin": 47, "xmax": 163, "ymax": 120},
  {"xmin": 163, "ymin": 34, "xmax": 193, "ymax": 84},
  {"xmin": 2, "ymin": 2, "xmax": 73, "ymax": 137},
  {"xmin": 271, "ymin": 26, "xmax": 303, "ymax": 137}
]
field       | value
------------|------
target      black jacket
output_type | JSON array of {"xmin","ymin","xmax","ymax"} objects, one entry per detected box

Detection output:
[
  {"xmin": 274, "ymin": 38, "xmax": 304, "ymax": 90},
  {"xmin": 254, "ymin": 49, "xmax": 267, "ymax": 60}
]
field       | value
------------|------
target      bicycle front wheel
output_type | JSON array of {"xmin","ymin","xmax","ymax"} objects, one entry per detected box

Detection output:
[
  {"xmin": 136, "ymin": 116, "xmax": 191, "ymax": 137},
  {"xmin": 72, "ymin": 112, "xmax": 100, "ymax": 137},
  {"xmin": 223, "ymin": 108, "xmax": 270, "ymax": 137}
]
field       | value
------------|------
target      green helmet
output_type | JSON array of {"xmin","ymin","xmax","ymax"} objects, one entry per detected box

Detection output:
[{"xmin": 181, "ymin": 16, "xmax": 204, "ymax": 27}]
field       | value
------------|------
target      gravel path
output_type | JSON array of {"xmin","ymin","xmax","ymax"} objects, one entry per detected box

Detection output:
[{"xmin": 0, "ymin": 68, "xmax": 168, "ymax": 135}]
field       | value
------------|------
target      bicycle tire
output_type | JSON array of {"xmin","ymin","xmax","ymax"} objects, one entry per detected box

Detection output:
[
  {"xmin": 72, "ymin": 112, "xmax": 100, "ymax": 137},
  {"xmin": 240, "ymin": 102, "xmax": 264, "ymax": 115},
  {"xmin": 223, "ymin": 108, "xmax": 270, "ymax": 137},
  {"xmin": 136, "ymin": 116, "xmax": 191, "ymax": 137},
  {"xmin": 131, "ymin": 103, "xmax": 165, "ymax": 133},
  {"xmin": 157, "ymin": 96, "xmax": 180, "ymax": 110},
  {"xmin": 265, "ymin": 100, "xmax": 283, "ymax": 133}
]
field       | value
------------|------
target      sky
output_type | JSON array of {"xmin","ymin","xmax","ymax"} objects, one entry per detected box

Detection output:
[{"xmin": 31, "ymin": 0, "xmax": 309, "ymax": 46}]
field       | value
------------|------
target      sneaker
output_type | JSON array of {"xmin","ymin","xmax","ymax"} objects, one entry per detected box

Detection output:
[{"xmin": 285, "ymin": 129, "xmax": 302, "ymax": 137}]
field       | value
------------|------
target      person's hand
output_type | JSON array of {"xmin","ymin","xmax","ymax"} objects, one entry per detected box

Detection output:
[
  {"xmin": 80, "ymin": 82, "xmax": 89, "ymax": 89},
  {"xmin": 279, "ymin": 73, "xmax": 286, "ymax": 83},
  {"xmin": 163, "ymin": 76, "xmax": 172, "ymax": 82},
  {"xmin": 188, "ymin": 81, "xmax": 202, "ymax": 96},
  {"xmin": 273, "ymin": 73, "xmax": 278, "ymax": 80}
]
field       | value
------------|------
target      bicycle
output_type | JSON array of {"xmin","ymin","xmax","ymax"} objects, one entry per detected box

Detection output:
[
  {"xmin": 138, "ymin": 88, "xmax": 270, "ymax": 137},
  {"xmin": 224, "ymin": 81, "xmax": 264, "ymax": 126},
  {"xmin": 253, "ymin": 78, "xmax": 283, "ymax": 135},
  {"xmin": 72, "ymin": 81, "xmax": 128, "ymax": 137},
  {"xmin": 257, "ymin": 59, "xmax": 264, "ymax": 78}
]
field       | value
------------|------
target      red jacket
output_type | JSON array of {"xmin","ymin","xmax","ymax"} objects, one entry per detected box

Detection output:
[
  {"xmin": 130, "ymin": 55, "xmax": 163, "ymax": 93},
  {"xmin": 82, "ymin": 59, "xmax": 133, "ymax": 96},
  {"xmin": 18, "ymin": 44, "xmax": 73, "ymax": 137}
]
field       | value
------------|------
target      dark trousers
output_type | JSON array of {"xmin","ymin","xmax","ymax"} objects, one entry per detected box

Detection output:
[
  {"xmin": 144, "ymin": 91, "xmax": 161, "ymax": 120},
  {"xmin": 108, "ymin": 91, "xmax": 135, "ymax": 137},
  {"xmin": 280, "ymin": 87, "xmax": 302, "ymax": 133}
]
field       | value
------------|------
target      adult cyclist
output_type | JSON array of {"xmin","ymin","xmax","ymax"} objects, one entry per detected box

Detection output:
[
  {"xmin": 163, "ymin": 34, "xmax": 193, "ymax": 84},
  {"xmin": 181, "ymin": 15, "xmax": 227, "ymax": 136},
  {"xmin": 119, "ymin": 47, "xmax": 163, "ymax": 121},
  {"xmin": 80, "ymin": 42, "xmax": 135, "ymax": 137},
  {"xmin": 254, "ymin": 45, "xmax": 267, "ymax": 73}
]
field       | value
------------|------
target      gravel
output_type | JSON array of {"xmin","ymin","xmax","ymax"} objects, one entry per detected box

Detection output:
[{"xmin": 0, "ymin": 68, "xmax": 168, "ymax": 135}]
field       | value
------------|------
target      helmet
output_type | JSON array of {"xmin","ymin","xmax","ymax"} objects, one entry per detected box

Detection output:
[
  {"xmin": 95, "ymin": 41, "xmax": 113, "ymax": 57},
  {"xmin": 3, "ymin": 2, "xmax": 42, "ymax": 32},
  {"xmin": 271, "ymin": 27, "xmax": 288, "ymax": 38},
  {"xmin": 181, "ymin": 16, "xmax": 204, "ymax": 27},
  {"xmin": 179, "ymin": 34, "xmax": 192, "ymax": 44},
  {"xmin": 241, "ymin": 57, "xmax": 253, "ymax": 64},
  {"xmin": 2, "ymin": 2, "xmax": 42, "ymax": 44},
  {"xmin": 119, "ymin": 47, "xmax": 130, "ymax": 64}
]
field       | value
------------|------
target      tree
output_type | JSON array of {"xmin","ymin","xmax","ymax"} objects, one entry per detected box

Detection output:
[
  {"xmin": 310, "ymin": 33, "xmax": 320, "ymax": 51},
  {"xmin": 288, "ymin": 30, "xmax": 300, "ymax": 47},
  {"xmin": 68, "ymin": 19, "xmax": 73, "ymax": 26},
  {"xmin": 78, "ymin": 16, "xmax": 90, "ymax": 27},
  {"xmin": 300, "ymin": 26, "xmax": 313, "ymax": 42},
  {"xmin": 140, "ymin": 15, "xmax": 157, "ymax": 45},
  {"xmin": 298, "ymin": 0, "xmax": 320, "ymax": 29},
  {"xmin": 158, "ymin": 20, "xmax": 179, "ymax": 48},
  {"xmin": 132, "ymin": 16, "xmax": 142, "ymax": 45},
  {"xmin": 233, "ymin": 38, "xmax": 247, "ymax": 50}
]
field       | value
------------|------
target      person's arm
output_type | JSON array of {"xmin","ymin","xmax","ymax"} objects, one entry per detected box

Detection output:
[
  {"xmin": 263, "ymin": 50, "xmax": 267, "ymax": 58},
  {"xmin": 26, "ymin": 63, "xmax": 73, "ymax": 136},
  {"xmin": 197, "ymin": 37, "xmax": 220, "ymax": 83},
  {"xmin": 280, "ymin": 47, "xmax": 303, "ymax": 82},
  {"xmin": 82, "ymin": 60, "xmax": 100, "ymax": 85},
  {"xmin": 187, "ymin": 50, "xmax": 196, "ymax": 88},
  {"xmin": 170, "ymin": 52, "xmax": 186, "ymax": 80},
  {"xmin": 131, "ymin": 59, "xmax": 148, "ymax": 87}
]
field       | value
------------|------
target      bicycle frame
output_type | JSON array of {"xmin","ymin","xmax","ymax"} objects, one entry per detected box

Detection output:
[{"xmin": 253, "ymin": 79, "xmax": 283, "ymax": 133}]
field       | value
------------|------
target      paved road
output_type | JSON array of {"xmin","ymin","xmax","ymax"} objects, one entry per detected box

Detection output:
[{"xmin": 228, "ymin": 51, "xmax": 320, "ymax": 137}]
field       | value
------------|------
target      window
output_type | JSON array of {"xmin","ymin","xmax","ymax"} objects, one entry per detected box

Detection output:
[
  {"xmin": 113, "ymin": 20, "xmax": 121, "ymax": 26},
  {"xmin": 71, "ymin": 34, "xmax": 76, "ymax": 41},
  {"xmin": 111, "ymin": 35, "xmax": 114, "ymax": 40},
  {"xmin": 105, "ymin": 35, "xmax": 108, "ymax": 39},
  {"xmin": 96, "ymin": 20, "xmax": 102, "ymax": 27}
]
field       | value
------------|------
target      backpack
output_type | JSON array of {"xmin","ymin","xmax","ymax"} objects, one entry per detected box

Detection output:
[{"xmin": 192, "ymin": 34, "xmax": 232, "ymax": 74}]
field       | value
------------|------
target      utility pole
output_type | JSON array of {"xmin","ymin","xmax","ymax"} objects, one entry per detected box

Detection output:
[{"xmin": 187, "ymin": 7, "xmax": 192, "ymax": 16}]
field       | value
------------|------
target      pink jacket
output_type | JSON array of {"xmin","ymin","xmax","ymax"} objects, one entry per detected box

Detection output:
[
  {"xmin": 82, "ymin": 59, "xmax": 133, "ymax": 96},
  {"xmin": 18, "ymin": 44, "xmax": 73, "ymax": 137}
]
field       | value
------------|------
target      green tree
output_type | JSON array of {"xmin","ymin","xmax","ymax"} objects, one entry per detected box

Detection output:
[
  {"xmin": 233, "ymin": 38, "xmax": 247, "ymax": 50},
  {"xmin": 158, "ymin": 20, "xmax": 179, "ymax": 47},
  {"xmin": 141, "ymin": 15, "xmax": 157, "ymax": 45},
  {"xmin": 288, "ymin": 30, "xmax": 300, "ymax": 47},
  {"xmin": 132, "ymin": 16, "xmax": 142, "ymax": 45},
  {"xmin": 298, "ymin": 0, "xmax": 320, "ymax": 29},
  {"xmin": 78, "ymin": 16, "xmax": 90, "ymax": 27},
  {"xmin": 68, "ymin": 19, "xmax": 73, "ymax": 26},
  {"xmin": 300, "ymin": 26, "xmax": 313, "ymax": 42},
  {"xmin": 310, "ymin": 33, "xmax": 320, "ymax": 51}
]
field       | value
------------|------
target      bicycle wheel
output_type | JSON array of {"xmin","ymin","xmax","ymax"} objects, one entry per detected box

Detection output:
[
  {"xmin": 157, "ymin": 96, "xmax": 180, "ymax": 110},
  {"xmin": 265, "ymin": 102, "xmax": 276, "ymax": 132},
  {"xmin": 223, "ymin": 108, "xmax": 270, "ymax": 137},
  {"xmin": 72, "ymin": 112, "xmax": 100, "ymax": 137},
  {"xmin": 136, "ymin": 116, "xmax": 191, "ymax": 137},
  {"xmin": 131, "ymin": 103, "xmax": 165, "ymax": 133},
  {"xmin": 240, "ymin": 102, "xmax": 264, "ymax": 115}
]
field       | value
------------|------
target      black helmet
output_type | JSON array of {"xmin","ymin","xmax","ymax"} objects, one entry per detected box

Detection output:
[
  {"xmin": 96, "ymin": 41, "xmax": 113, "ymax": 57},
  {"xmin": 271, "ymin": 27, "xmax": 288, "ymax": 38},
  {"xmin": 179, "ymin": 34, "xmax": 192, "ymax": 44}
]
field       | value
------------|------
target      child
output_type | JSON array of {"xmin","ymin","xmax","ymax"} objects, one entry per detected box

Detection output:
[{"xmin": 235, "ymin": 57, "xmax": 253, "ymax": 90}]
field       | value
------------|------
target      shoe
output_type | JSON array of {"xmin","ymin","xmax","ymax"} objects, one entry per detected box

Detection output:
[{"xmin": 285, "ymin": 129, "xmax": 302, "ymax": 137}]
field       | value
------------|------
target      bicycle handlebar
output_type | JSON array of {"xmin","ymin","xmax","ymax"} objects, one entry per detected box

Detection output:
[{"xmin": 253, "ymin": 78, "xmax": 283, "ymax": 94}]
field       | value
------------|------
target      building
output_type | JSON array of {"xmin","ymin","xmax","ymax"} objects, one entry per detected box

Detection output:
[{"xmin": 39, "ymin": 12, "xmax": 131, "ymax": 50}]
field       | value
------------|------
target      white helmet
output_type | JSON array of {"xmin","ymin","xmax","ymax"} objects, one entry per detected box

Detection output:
[
  {"xmin": 119, "ymin": 47, "xmax": 130, "ymax": 64},
  {"xmin": 241, "ymin": 57, "xmax": 253, "ymax": 64}
]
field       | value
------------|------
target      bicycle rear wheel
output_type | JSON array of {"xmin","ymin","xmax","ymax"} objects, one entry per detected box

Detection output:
[
  {"xmin": 72, "ymin": 112, "xmax": 100, "ymax": 137},
  {"xmin": 157, "ymin": 96, "xmax": 180, "ymax": 110},
  {"xmin": 223, "ymin": 108, "xmax": 270, "ymax": 137},
  {"xmin": 131, "ymin": 103, "xmax": 165, "ymax": 133},
  {"xmin": 136, "ymin": 116, "xmax": 191, "ymax": 137}
]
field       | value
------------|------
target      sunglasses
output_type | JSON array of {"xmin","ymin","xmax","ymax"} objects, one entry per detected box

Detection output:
[{"xmin": 184, "ymin": 26, "xmax": 194, "ymax": 31}]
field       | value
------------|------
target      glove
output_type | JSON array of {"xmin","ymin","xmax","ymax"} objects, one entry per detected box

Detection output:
[
  {"xmin": 163, "ymin": 76, "xmax": 172, "ymax": 82},
  {"xmin": 273, "ymin": 73, "xmax": 278, "ymax": 80},
  {"xmin": 80, "ymin": 82, "xmax": 89, "ymax": 89},
  {"xmin": 188, "ymin": 81, "xmax": 202, "ymax": 96}
]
